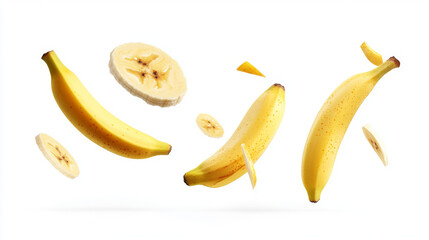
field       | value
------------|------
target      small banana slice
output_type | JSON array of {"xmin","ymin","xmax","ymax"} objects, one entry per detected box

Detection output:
[
  {"xmin": 362, "ymin": 124, "xmax": 388, "ymax": 166},
  {"xmin": 196, "ymin": 113, "xmax": 224, "ymax": 138},
  {"xmin": 361, "ymin": 42, "xmax": 383, "ymax": 66},
  {"xmin": 35, "ymin": 133, "xmax": 79, "ymax": 178},
  {"xmin": 241, "ymin": 143, "xmax": 257, "ymax": 189},
  {"xmin": 237, "ymin": 61, "xmax": 265, "ymax": 77},
  {"xmin": 109, "ymin": 43, "xmax": 187, "ymax": 107}
]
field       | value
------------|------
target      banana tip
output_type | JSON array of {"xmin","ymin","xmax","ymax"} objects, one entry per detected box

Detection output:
[
  {"xmin": 273, "ymin": 83, "xmax": 285, "ymax": 90},
  {"xmin": 42, "ymin": 50, "xmax": 53, "ymax": 60},
  {"xmin": 388, "ymin": 56, "xmax": 400, "ymax": 68},
  {"xmin": 168, "ymin": 145, "xmax": 172, "ymax": 154},
  {"xmin": 310, "ymin": 200, "xmax": 319, "ymax": 203},
  {"xmin": 183, "ymin": 174, "xmax": 190, "ymax": 186}
]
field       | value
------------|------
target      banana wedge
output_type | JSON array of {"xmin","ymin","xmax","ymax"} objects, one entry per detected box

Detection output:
[
  {"xmin": 362, "ymin": 124, "xmax": 388, "ymax": 166},
  {"xmin": 361, "ymin": 42, "xmax": 383, "ymax": 66},
  {"xmin": 35, "ymin": 133, "xmax": 79, "ymax": 179},
  {"xmin": 237, "ymin": 61, "xmax": 265, "ymax": 77},
  {"xmin": 109, "ymin": 43, "xmax": 187, "ymax": 107}
]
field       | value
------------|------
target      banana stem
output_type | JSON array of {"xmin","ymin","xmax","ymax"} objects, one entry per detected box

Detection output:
[
  {"xmin": 42, "ymin": 51, "xmax": 67, "ymax": 76},
  {"xmin": 368, "ymin": 56, "xmax": 400, "ymax": 81},
  {"xmin": 387, "ymin": 56, "xmax": 400, "ymax": 68}
]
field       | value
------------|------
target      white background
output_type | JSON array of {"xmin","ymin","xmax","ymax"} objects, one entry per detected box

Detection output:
[{"xmin": 1, "ymin": 0, "xmax": 428, "ymax": 239}]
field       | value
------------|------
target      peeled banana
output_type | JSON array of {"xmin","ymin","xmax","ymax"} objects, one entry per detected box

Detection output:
[
  {"xmin": 302, "ymin": 57, "xmax": 400, "ymax": 202},
  {"xmin": 109, "ymin": 43, "xmax": 187, "ymax": 107},
  {"xmin": 35, "ymin": 133, "xmax": 79, "ymax": 179},
  {"xmin": 42, "ymin": 51, "xmax": 171, "ymax": 159},
  {"xmin": 184, "ymin": 84, "xmax": 285, "ymax": 188}
]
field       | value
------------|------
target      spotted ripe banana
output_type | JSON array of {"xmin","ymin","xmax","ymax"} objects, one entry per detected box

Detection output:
[
  {"xmin": 184, "ymin": 84, "xmax": 285, "ymax": 188},
  {"xmin": 302, "ymin": 57, "xmax": 400, "ymax": 202},
  {"xmin": 42, "ymin": 51, "xmax": 171, "ymax": 159}
]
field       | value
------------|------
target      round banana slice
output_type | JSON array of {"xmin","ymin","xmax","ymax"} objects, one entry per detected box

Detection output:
[
  {"xmin": 196, "ymin": 113, "xmax": 224, "ymax": 138},
  {"xmin": 362, "ymin": 124, "xmax": 388, "ymax": 166},
  {"xmin": 241, "ymin": 143, "xmax": 257, "ymax": 189},
  {"xmin": 109, "ymin": 42, "xmax": 187, "ymax": 107},
  {"xmin": 35, "ymin": 133, "xmax": 80, "ymax": 178}
]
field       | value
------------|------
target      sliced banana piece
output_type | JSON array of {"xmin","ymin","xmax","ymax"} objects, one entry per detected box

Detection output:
[
  {"xmin": 35, "ymin": 133, "xmax": 79, "ymax": 178},
  {"xmin": 241, "ymin": 143, "xmax": 257, "ymax": 189},
  {"xmin": 237, "ymin": 61, "xmax": 265, "ymax": 77},
  {"xmin": 109, "ymin": 42, "xmax": 187, "ymax": 107},
  {"xmin": 196, "ymin": 113, "xmax": 224, "ymax": 138},
  {"xmin": 361, "ymin": 42, "xmax": 383, "ymax": 66},
  {"xmin": 362, "ymin": 124, "xmax": 388, "ymax": 166}
]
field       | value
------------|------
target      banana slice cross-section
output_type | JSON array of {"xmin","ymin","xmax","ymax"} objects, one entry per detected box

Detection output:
[
  {"xmin": 35, "ymin": 133, "xmax": 80, "ymax": 178},
  {"xmin": 361, "ymin": 42, "xmax": 383, "ymax": 66},
  {"xmin": 196, "ymin": 113, "xmax": 224, "ymax": 138},
  {"xmin": 362, "ymin": 124, "xmax": 388, "ymax": 166},
  {"xmin": 241, "ymin": 143, "xmax": 257, "ymax": 189},
  {"xmin": 109, "ymin": 42, "xmax": 187, "ymax": 107},
  {"xmin": 237, "ymin": 61, "xmax": 265, "ymax": 77}
]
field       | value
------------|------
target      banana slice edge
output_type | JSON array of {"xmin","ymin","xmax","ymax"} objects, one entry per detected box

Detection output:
[
  {"xmin": 109, "ymin": 42, "xmax": 187, "ymax": 107},
  {"xmin": 241, "ymin": 143, "xmax": 257, "ymax": 189},
  {"xmin": 362, "ymin": 124, "xmax": 388, "ymax": 166},
  {"xmin": 35, "ymin": 133, "xmax": 80, "ymax": 178}
]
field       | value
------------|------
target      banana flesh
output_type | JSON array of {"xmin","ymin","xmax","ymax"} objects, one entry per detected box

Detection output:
[
  {"xmin": 196, "ymin": 113, "xmax": 224, "ymax": 138},
  {"xmin": 241, "ymin": 143, "xmax": 257, "ymax": 189},
  {"xmin": 42, "ymin": 51, "xmax": 171, "ymax": 159},
  {"xmin": 184, "ymin": 84, "xmax": 285, "ymax": 188},
  {"xmin": 35, "ymin": 133, "xmax": 79, "ymax": 179},
  {"xmin": 302, "ymin": 57, "xmax": 400, "ymax": 203},
  {"xmin": 361, "ymin": 42, "xmax": 383, "ymax": 66},
  {"xmin": 109, "ymin": 43, "xmax": 187, "ymax": 107},
  {"xmin": 237, "ymin": 61, "xmax": 265, "ymax": 77},
  {"xmin": 362, "ymin": 124, "xmax": 388, "ymax": 166}
]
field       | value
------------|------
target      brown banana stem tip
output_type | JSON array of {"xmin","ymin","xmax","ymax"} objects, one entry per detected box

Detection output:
[
  {"xmin": 388, "ymin": 56, "xmax": 400, "ymax": 68},
  {"xmin": 273, "ymin": 83, "xmax": 285, "ymax": 90},
  {"xmin": 183, "ymin": 174, "xmax": 189, "ymax": 186},
  {"xmin": 42, "ymin": 50, "xmax": 53, "ymax": 60}
]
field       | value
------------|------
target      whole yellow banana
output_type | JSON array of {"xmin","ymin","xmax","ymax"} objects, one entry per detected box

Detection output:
[
  {"xmin": 302, "ymin": 57, "xmax": 400, "ymax": 202},
  {"xmin": 184, "ymin": 84, "xmax": 285, "ymax": 188},
  {"xmin": 42, "ymin": 51, "xmax": 171, "ymax": 159}
]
